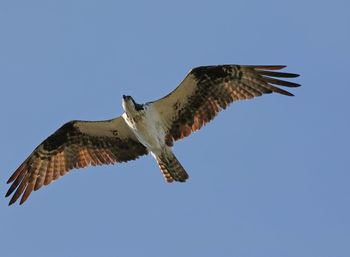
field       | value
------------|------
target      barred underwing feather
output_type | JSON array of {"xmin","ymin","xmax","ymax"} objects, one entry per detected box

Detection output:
[
  {"xmin": 6, "ymin": 117, "xmax": 148, "ymax": 205},
  {"xmin": 153, "ymin": 65, "xmax": 300, "ymax": 144}
]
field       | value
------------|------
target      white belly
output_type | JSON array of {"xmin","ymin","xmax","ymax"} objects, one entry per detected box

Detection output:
[{"xmin": 122, "ymin": 104, "xmax": 166, "ymax": 153}]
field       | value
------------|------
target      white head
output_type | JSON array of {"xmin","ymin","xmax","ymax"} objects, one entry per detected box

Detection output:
[{"xmin": 122, "ymin": 95, "xmax": 144, "ymax": 115}]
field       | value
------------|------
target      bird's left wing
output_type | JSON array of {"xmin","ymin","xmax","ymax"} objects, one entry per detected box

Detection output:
[
  {"xmin": 6, "ymin": 117, "xmax": 148, "ymax": 205},
  {"xmin": 153, "ymin": 65, "xmax": 300, "ymax": 145}
]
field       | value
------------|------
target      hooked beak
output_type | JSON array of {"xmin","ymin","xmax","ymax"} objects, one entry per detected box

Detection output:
[{"xmin": 123, "ymin": 95, "xmax": 131, "ymax": 100}]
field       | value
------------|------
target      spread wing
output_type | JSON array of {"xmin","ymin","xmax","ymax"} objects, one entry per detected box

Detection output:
[
  {"xmin": 153, "ymin": 65, "xmax": 300, "ymax": 145},
  {"xmin": 6, "ymin": 117, "xmax": 148, "ymax": 205}
]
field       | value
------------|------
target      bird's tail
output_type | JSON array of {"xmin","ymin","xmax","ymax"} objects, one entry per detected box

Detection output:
[{"xmin": 153, "ymin": 150, "xmax": 189, "ymax": 183}]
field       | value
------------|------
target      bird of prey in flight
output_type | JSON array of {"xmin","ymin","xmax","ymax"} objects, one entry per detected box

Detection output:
[{"xmin": 6, "ymin": 64, "xmax": 300, "ymax": 205}]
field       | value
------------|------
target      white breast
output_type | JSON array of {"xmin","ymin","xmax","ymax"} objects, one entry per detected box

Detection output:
[{"xmin": 122, "ymin": 104, "xmax": 167, "ymax": 152}]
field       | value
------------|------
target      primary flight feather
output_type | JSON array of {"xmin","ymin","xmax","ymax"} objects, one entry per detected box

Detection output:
[{"xmin": 6, "ymin": 64, "xmax": 300, "ymax": 205}]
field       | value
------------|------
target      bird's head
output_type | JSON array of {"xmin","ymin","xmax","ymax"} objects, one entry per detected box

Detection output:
[{"xmin": 122, "ymin": 95, "xmax": 144, "ymax": 114}]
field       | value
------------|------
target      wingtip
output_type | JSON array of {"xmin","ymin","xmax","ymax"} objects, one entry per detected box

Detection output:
[
  {"xmin": 7, "ymin": 194, "xmax": 27, "ymax": 206},
  {"xmin": 5, "ymin": 190, "xmax": 12, "ymax": 198},
  {"xmin": 7, "ymin": 161, "xmax": 27, "ymax": 184},
  {"xmin": 279, "ymin": 90, "xmax": 295, "ymax": 97},
  {"xmin": 8, "ymin": 197, "xmax": 16, "ymax": 206},
  {"xmin": 282, "ymin": 73, "xmax": 300, "ymax": 78},
  {"xmin": 253, "ymin": 65, "xmax": 287, "ymax": 70},
  {"xmin": 19, "ymin": 184, "xmax": 33, "ymax": 205}
]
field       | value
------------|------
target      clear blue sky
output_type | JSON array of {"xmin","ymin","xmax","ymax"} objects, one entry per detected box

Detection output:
[{"xmin": 0, "ymin": 1, "xmax": 349, "ymax": 257}]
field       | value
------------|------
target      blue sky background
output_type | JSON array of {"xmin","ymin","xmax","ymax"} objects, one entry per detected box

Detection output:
[{"xmin": 0, "ymin": 1, "xmax": 349, "ymax": 256}]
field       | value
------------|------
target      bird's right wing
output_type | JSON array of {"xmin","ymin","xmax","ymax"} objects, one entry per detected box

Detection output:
[
  {"xmin": 6, "ymin": 117, "xmax": 148, "ymax": 205},
  {"xmin": 153, "ymin": 65, "xmax": 300, "ymax": 145}
]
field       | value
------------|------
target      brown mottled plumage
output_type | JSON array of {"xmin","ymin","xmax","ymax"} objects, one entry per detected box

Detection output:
[
  {"xmin": 6, "ymin": 64, "xmax": 300, "ymax": 205},
  {"xmin": 6, "ymin": 118, "xmax": 148, "ymax": 205},
  {"xmin": 154, "ymin": 65, "xmax": 299, "ymax": 144}
]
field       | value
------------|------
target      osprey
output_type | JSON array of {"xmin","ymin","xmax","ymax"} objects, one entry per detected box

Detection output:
[{"xmin": 6, "ymin": 65, "xmax": 300, "ymax": 205}]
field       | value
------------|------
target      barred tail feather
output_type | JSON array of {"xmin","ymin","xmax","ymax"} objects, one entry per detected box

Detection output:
[{"xmin": 154, "ymin": 151, "xmax": 189, "ymax": 183}]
